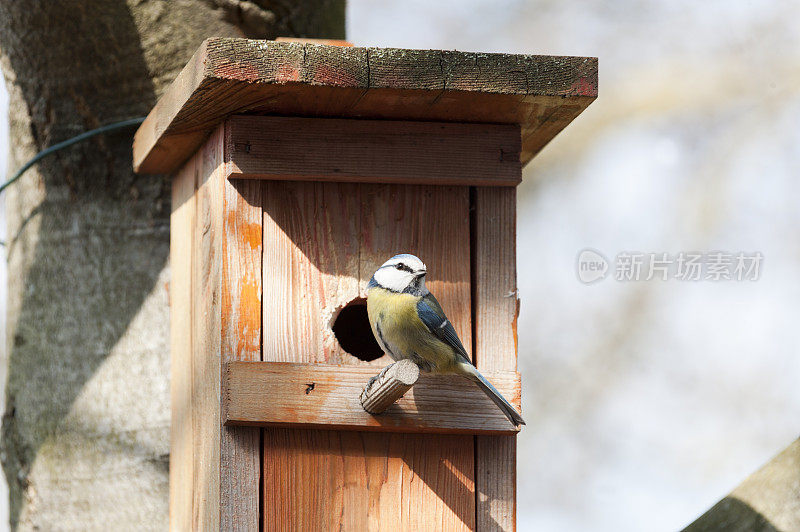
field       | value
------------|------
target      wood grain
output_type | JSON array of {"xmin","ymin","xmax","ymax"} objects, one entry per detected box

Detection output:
[
  {"xmin": 263, "ymin": 429, "xmax": 476, "ymax": 530},
  {"xmin": 170, "ymin": 123, "xmax": 265, "ymax": 530},
  {"xmin": 261, "ymin": 181, "xmax": 362, "ymax": 365},
  {"xmin": 169, "ymin": 141, "xmax": 196, "ymax": 532},
  {"xmin": 225, "ymin": 115, "xmax": 521, "ymax": 186},
  {"xmin": 135, "ymin": 40, "xmax": 210, "ymax": 177},
  {"xmin": 474, "ymin": 187, "xmax": 520, "ymax": 531},
  {"xmin": 219, "ymin": 161, "xmax": 263, "ymax": 526},
  {"xmin": 275, "ymin": 37, "xmax": 354, "ymax": 47},
  {"xmin": 190, "ymin": 125, "xmax": 225, "ymax": 531},
  {"xmin": 262, "ymin": 181, "xmax": 476, "ymax": 529},
  {"xmin": 223, "ymin": 361, "xmax": 520, "ymax": 434},
  {"xmin": 133, "ymin": 38, "xmax": 597, "ymax": 174},
  {"xmin": 261, "ymin": 181, "xmax": 473, "ymax": 366},
  {"xmin": 360, "ymin": 360, "xmax": 420, "ymax": 415},
  {"xmin": 359, "ymin": 184, "xmax": 474, "ymax": 354}
]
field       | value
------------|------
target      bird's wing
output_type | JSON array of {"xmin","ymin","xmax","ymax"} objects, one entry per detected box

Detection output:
[{"xmin": 416, "ymin": 293, "xmax": 474, "ymax": 366}]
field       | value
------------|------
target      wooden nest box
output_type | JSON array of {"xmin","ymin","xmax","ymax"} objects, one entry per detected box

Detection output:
[{"xmin": 133, "ymin": 38, "xmax": 597, "ymax": 531}]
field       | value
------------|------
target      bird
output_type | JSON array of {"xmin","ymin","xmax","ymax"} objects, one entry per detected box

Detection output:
[{"xmin": 366, "ymin": 253, "xmax": 525, "ymax": 426}]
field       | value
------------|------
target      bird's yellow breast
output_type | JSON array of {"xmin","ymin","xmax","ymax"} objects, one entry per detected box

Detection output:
[
  {"xmin": 366, "ymin": 286, "xmax": 458, "ymax": 372},
  {"xmin": 366, "ymin": 287, "xmax": 421, "ymax": 336}
]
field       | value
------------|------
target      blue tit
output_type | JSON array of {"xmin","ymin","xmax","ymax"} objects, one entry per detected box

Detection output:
[{"xmin": 366, "ymin": 253, "xmax": 525, "ymax": 426}]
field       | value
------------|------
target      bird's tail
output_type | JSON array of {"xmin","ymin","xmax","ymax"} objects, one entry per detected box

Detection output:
[{"xmin": 462, "ymin": 364, "xmax": 525, "ymax": 426}]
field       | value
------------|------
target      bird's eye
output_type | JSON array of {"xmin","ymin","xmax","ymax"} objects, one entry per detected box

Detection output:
[{"xmin": 396, "ymin": 263, "xmax": 404, "ymax": 270}]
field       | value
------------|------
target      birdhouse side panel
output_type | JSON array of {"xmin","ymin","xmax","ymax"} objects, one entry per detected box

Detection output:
[
  {"xmin": 170, "ymin": 128, "xmax": 224, "ymax": 530},
  {"xmin": 169, "ymin": 141, "xmax": 196, "ymax": 532},
  {"xmin": 169, "ymin": 125, "xmax": 267, "ymax": 531}
]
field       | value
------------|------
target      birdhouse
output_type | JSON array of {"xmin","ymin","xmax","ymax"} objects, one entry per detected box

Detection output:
[{"xmin": 133, "ymin": 38, "xmax": 597, "ymax": 531}]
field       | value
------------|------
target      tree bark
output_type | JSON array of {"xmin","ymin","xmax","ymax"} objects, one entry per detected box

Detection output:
[{"xmin": 0, "ymin": 1, "xmax": 344, "ymax": 529}]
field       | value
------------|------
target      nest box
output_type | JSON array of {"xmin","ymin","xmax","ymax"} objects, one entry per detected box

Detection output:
[{"xmin": 133, "ymin": 38, "xmax": 597, "ymax": 531}]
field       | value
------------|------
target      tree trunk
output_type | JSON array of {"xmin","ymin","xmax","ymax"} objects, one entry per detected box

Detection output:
[{"xmin": 0, "ymin": 2, "xmax": 344, "ymax": 529}]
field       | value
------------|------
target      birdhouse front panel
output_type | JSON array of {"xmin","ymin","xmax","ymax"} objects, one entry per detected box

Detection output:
[
  {"xmin": 261, "ymin": 180, "xmax": 471, "ymax": 365},
  {"xmin": 260, "ymin": 179, "xmax": 475, "ymax": 529}
]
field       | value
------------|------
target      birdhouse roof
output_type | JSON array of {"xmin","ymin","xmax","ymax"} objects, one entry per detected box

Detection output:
[{"xmin": 133, "ymin": 38, "xmax": 597, "ymax": 175}]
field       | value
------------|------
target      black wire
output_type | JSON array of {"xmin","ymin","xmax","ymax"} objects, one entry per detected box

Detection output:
[
  {"xmin": 0, "ymin": 116, "xmax": 146, "ymax": 195},
  {"xmin": 0, "ymin": 116, "xmax": 146, "ymax": 247}
]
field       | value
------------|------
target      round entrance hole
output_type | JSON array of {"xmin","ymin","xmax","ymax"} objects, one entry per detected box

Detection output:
[{"xmin": 332, "ymin": 298, "xmax": 384, "ymax": 361}]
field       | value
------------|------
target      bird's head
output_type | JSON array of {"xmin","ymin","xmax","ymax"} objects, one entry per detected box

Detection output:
[{"xmin": 371, "ymin": 254, "xmax": 428, "ymax": 294}]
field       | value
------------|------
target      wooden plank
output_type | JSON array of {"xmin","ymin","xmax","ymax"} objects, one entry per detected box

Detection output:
[
  {"xmin": 358, "ymin": 184, "xmax": 474, "ymax": 353},
  {"xmin": 474, "ymin": 187, "xmax": 520, "ymax": 531},
  {"xmin": 223, "ymin": 362, "xmax": 521, "ymax": 434},
  {"xmin": 263, "ymin": 429, "xmax": 476, "ymax": 530},
  {"xmin": 134, "ymin": 40, "xmax": 211, "ymax": 176},
  {"xmin": 262, "ymin": 182, "xmax": 476, "ymax": 530},
  {"xmin": 362, "ymin": 183, "xmax": 475, "ymax": 529},
  {"xmin": 261, "ymin": 181, "xmax": 362, "ymax": 365},
  {"xmin": 169, "ymin": 144, "xmax": 196, "ymax": 531},
  {"xmin": 190, "ymin": 125, "xmax": 225, "ymax": 531},
  {"xmin": 173, "ymin": 122, "xmax": 264, "ymax": 530},
  {"xmin": 219, "ymin": 150, "xmax": 263, "ymax": 528},
  {"xmin": 133, "ymin": 38, "xmax": 597, "ymax": 174},
  {"xmin": 225, "ymin": 116, "xmax": 521, "ymax": 186}
]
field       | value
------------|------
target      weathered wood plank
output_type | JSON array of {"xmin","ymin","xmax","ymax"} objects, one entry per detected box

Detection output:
[
  {"xmin": 173, "ymin": 122, "xmax": 265, "ymax": 530},
  {"xmin": 474, "ymin": 187, "xmax": 520, "ymax": 531},
  {"xmin": 261, "ymin": 181, "xmax": 362, "ymax": 365},
  {"xmin": 359, "ymin": 184, "xmax": 474, "ymax": 355},
  {"xmin": 223, "ymin": 361, "xmax": 520, "ymax": 434},
  {"xmin": 262, "ymin": 182, "xmax": 476, "ymax": 530},
  {"xmin": 275, "ymin": 36, "xmax": 353, "ymax": 47},
  {"xmin": 262, "ymin": 429, "xmax": 477, "ymax": 530},
  {"xmin": 225, "ymin": 116, "xmax": 521, "ymax": 186},
  {"xmin": 133, "ymin": 38, "xmax": 597, "ymax": 174},
  {"xmin": 169, "ymin": 144, "xmax": 196, "ymax": 532},
  {"xmin": 219, "ymin": 153, "xmax": 263, "ymax": 528},
  {"xmin": 191, "ymin": 125, "xmax": 225, "ymax": 531},
  {"xmin": 134, "ymin": 40, "xmax": 211, "ymax": 177},
  {"xmin": 474, "ymin": 188, "xmax": 518, "ymax": 375}
]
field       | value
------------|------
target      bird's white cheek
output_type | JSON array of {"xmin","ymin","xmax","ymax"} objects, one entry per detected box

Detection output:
[{"xmin": 374, "ymin": 269, "xmax": 412, "ymax": 292}]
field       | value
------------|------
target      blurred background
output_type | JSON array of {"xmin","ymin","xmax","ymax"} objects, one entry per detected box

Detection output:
[{"xmin": 1, "ymin": 1, "xmax": 798, "ymax": 530}]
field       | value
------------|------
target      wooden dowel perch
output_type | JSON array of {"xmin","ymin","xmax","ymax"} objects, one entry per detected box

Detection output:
[{"xmin": 360, "ymin": 360, "xmax": 420, "ymax": 414}]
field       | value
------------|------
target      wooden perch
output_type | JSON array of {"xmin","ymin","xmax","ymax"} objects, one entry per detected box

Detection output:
[
  {"xmin": 360, "ymin": 360, "xmax": 420, "ymax": 414},
  {"xmin": 222, "ymin": 361, "xmax": 521, "ymax": 435}
]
